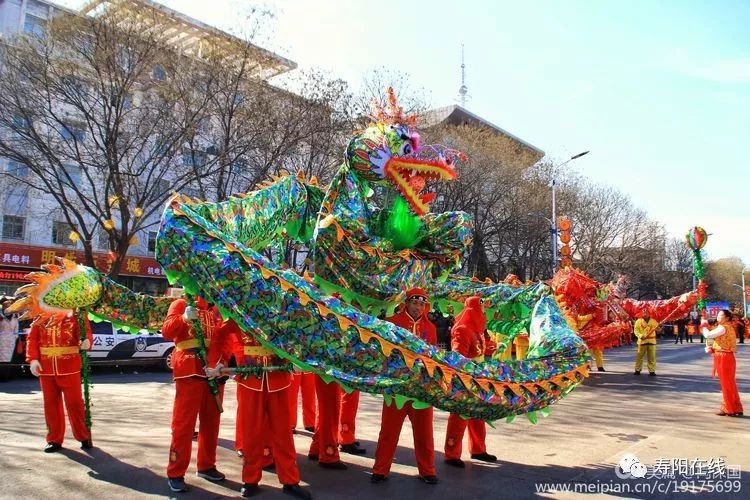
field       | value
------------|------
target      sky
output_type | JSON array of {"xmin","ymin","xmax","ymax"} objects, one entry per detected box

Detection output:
[{"xmin": 59, "ymin": 0, "xmax": 750, "ymax": 266}]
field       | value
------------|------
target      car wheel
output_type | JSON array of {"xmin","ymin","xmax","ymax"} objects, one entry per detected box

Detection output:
[{"xmin": 162, "ymin": 348, "xmax": 174, "ymax": 372}]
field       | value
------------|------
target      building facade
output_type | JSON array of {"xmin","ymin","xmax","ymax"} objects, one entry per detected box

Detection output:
[{"xmin": 0, "ymin": 0, "xmax": 296, "ymax": 295}]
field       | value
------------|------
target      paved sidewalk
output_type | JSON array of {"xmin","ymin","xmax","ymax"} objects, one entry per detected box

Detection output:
[{"xmin": 0, "ymin": 340, "xmax": 748, "ymax": 499}]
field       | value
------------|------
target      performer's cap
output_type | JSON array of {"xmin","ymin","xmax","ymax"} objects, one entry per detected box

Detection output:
[{"xmin": 405, "ymin": 287, "xmax": 428, "ymax": 303}]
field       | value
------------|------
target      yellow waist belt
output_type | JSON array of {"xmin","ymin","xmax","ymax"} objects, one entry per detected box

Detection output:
[
  {"xmin": 175, "ymin": 338, "xmax": 211, "ymax": 351},
  {"xmin": 244, "ymin": 346, "xmax": 274, "ymax": 356},
  {"xmin": 40, "ymin": 346, "xmax": 79, "ymax": 356}
]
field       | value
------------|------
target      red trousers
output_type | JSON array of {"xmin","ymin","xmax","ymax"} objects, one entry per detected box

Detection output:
[
  {"xmin": 715, "ymin": 352, "xmax": 744, "ymax": 414},
  {"xmin": 236, "ymin": 388, "xmax": 274, "ymax": 467},
  {"xmin": 289, "ymin": 373, "xmax": 317, "ymax": 430},
  {"xmin": 309, "ymin": 376, "xmax": 341, "ymax": 463},
  {"xmin": 39, "ymin": 374, "xmax": 90, "ymax": 444},
  {"xmin": 339, "ymin": 390, "xmax": 360, "ymax": 445},
  {"xmin": 167, "ymin": 377, "xmax": 224, "ymax": 479},
  {"xmin": 373, "ymin": 402, "xmax": 435, "ymax": 477},
  {"xmin": 444, "ymin": 414, "xmax": 486, "ymax": 459},
  {"xmin": 238, "ymin": 383, "xmax": 300, "ymax": 485}
]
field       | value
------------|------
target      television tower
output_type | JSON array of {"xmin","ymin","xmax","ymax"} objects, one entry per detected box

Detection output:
[{"xmin": 458, "ymin": 44, "xmax": 468, "ymax": 108}]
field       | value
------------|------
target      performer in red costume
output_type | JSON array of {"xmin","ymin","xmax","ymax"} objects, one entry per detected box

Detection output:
[
  {"xmin": 444, "ymin": 296, "xmax": 497, "ymax": 467},
  {"xmin": 702, "ymin": 310, "xmax": 744, "ymax": 417},
  {"xmin": 339, "ymin": 389, "xmax": 366, "ymax": 455},
  {"xmin": 26, "ymin": 314, "xmax": 93, "ymax": 452},
  {"xmin": 163, "ymin": 297, "xmax": 231, "ymax": 493},
  {"xmin": 232, "ymin": 322, "xmax": 311, "ymax": 499},
  {"xmin": 371, "ymin": 287, "xmax": 438, "ymax": 485}
]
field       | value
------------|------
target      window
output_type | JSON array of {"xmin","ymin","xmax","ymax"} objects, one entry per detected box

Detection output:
[
  {"xmin": 147, "ymin": 231, "xmax": 157, "ymax": 252},
  {"xmin": 156, "ymin": 179, "xmax": 171, "ymax": 196},
  {"xmin": 152, "ymin": 65, "xmax": 167, "ymax": 81},
  {"xmin": 62, "ymin": 164, "xmax": 82, "ymax": 186},
  {"xmin": 4, "ymin": 188, "xmax": 27, "ymax": 215},
  {"xmin": 2, "ymin": 216, "xmax": 25, "ymax": 240},
  {"xmin": 52, "ymin": 221, "xmax": 75, "ymax": 246},
  {"xmin": 23, "ymin": 14, "xmax": 47, "ymax": 37},
  {"xmin": 60, "ymin": 124, "xmax": 86, "ymax": 142},
  {"xmin": 97, "ymin": 227, "xmax": 109, "ymax": 250},
  {"xmin": 182, "ymin": 149, "xmax": 207, "ymax": 168},
  {"xmin": 6, "ymin": 161, "xmax": 29, "ymax": 178},
  {"xmin": 12, "ymin": 115, "xmax": 30, "ymax": 129}
]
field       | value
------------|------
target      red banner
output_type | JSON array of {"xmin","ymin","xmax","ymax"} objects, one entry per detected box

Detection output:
[{"xmin": 0, "ymin": 242, "xmax": 165, "ymax": 278}]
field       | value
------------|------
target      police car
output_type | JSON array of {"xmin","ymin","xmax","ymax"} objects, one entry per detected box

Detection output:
[{"xmin": 89, "ymin": 321, "xmax": 175, "ymax": 370}]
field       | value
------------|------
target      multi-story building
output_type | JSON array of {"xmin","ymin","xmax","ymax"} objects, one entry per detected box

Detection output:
[{"xmin": 0, "ymin": 0, "xmax": 296, "ymax": 295}]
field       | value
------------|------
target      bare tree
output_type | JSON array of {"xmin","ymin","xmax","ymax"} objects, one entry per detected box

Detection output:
[{"xmin": 0, "ymin": 7, "xmax": 214, "ymax": 276}]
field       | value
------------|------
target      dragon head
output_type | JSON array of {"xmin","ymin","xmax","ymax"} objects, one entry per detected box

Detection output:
[
  {"xmin": 7, "ymin": 258, "xmax": 103, "ymax": 321},
  {"xmin": 345, "ymin": 88, "xmax": 464, "ymax": 215}
]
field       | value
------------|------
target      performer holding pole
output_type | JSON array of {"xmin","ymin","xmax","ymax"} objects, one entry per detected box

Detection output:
[
  {"xmin": 163, "ymin": 295, "xmax": 230, "ymax": 493},
  {"xmin": 702, "ymin": 310, "xmax": 744, "ymax": 417},
  {"xmin": 26, "ymin": 314, "xmax": 93, "ymax": 452}
]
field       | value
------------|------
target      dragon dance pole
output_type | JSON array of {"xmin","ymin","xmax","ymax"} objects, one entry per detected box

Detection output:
[
  {"xmin": 76, "ymin": 309, "xmax": 93, "ymax": 432},
  {"xmin": 184, "ymin": 295, "xmax": 223, "ymax": 413},
  {"xmin": 685, "ymin": 226, "xmax": 708, "ymax": 314}
]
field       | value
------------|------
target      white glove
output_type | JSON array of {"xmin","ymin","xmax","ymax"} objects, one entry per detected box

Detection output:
[
  {"xmin": 29, "ymin": 360, "xmax": 42, "ymax": 377},
  {"xmin": 80, "ymin": 338, "xmax": 91, "ymax": 350},
  {"xmin": 183, "ymin": 306, "xmax": 199, "ymax": 321},
  {"xmin": 204, "ymin": 362, "xmax": 224, "ymax": 379},
  {"xmin": 704, "ymin": 345, "xmax": 712, "ymax": 354}
]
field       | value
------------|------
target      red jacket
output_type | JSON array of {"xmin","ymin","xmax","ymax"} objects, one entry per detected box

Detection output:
[
  {"xmin": 26, "ymin": 315, "xmax": 93, "ymax": 376},
  {"xmin": 451, "ymin": 296, "xmax": 487, "ymax": 359},
  {"xmin": 162, "ymin": 298, "xmax": 232, "ymax": 380},
  {"xmin": 385, "ymin": 309, "xmax": 437, "ymax": 346},
  {"xmin": 232, "ymin": 323, "xmax": 293, "ymax": 392}
]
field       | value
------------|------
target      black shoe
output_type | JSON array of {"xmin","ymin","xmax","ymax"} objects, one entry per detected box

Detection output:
[
  {"xmin": 44, "ymin": 442, "xmax": 62, "ymax": 453},
  {"xmin": 471, "ymin": 452, "xmax": 497, "ymax": 463},
  {"xmin": 418, "ymin": 475, "xmax": 438, "ymax": 485},
  {"xmin": 444, "ymin": 458, "xmax": 465, "ymax": 468},
  {"xmin": 304, "ymin": 426, "xmax": 315, "ymax": 433},
  {"xmin": 597, "ymin": 367, "xmax": 605, "ymax": 372},
  {"xmin": 240, "ymin": 483, "xmax": 261, "ymax": 497},
  {"xmin": 341, "ymin": 443, "xmax": 367, "ymax": 455},
  {"xmin": 371, "ymin": 473, "xmax": 388, "ymax": 483},
  {"xmin": 80, "ymin": 439, "xmax": 93, "ymax": 450},
  {"xmin": 307, "ymin": 454, "xmax": 318, "ymax": 461},
  {"xmin": 168, "ymin": 477, "xmax": 188, "ymax": 493},
  {"xmin": 319, "ymin": 461, "xmax": 347, "ymax": 470},
  {"xmin": 282, "ymin": 484, "xmax": 312, "ymax": 500},
  {"xmin": 649, "ymin": 372, "xmax": 656, "ymax": 376},
  {"xmin": 728, "ymin": 412, "xmax": 744, "ymax": 417},
  {"xmin": 197, "ymin": 467, "xmax": 226, "ymax": 482},
  {"xmin": 633, "ymin": 371, "xmax": 641, "ymax": 375}
]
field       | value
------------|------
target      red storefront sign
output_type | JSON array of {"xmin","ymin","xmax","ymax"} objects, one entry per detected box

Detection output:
[{"xmin": 0, "ymin": 242, "xmax": 165, "ymax": 278}]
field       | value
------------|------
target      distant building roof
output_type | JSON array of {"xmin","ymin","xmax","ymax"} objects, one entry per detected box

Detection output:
[
  {"xmin": 79, "ymin": 0, "xmax": 296, "ymax": 79},
  {"xmin": 418, "ymin": 105, "xmax": 545, "ymax": 163}
]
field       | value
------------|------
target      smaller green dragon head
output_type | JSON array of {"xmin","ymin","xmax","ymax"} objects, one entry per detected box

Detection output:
[{"xmin": 345, "ymin": 88, "xmax": 464, "ymax": 216}]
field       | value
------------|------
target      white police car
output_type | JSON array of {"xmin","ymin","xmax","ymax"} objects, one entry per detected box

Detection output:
[{"xmin": 89, "ymin": 322, "xmax": 175, "ymax": 370}]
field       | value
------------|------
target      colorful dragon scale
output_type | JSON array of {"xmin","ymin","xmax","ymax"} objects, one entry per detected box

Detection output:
[{"xmin": 155, "ymin": 186, "xmax": 589, "ymax": 421}]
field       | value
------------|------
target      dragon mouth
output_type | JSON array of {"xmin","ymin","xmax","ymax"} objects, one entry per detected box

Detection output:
[{"xmin": 384, "ymin": 156, "xmax": 458, "ymax": 215}]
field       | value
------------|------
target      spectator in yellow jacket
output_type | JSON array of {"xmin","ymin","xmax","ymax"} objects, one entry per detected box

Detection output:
[{"xmin": 633, "ymin": 310, "xmax": 659, "ymax": 376}]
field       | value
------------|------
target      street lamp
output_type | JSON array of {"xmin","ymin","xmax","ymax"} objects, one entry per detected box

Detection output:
[{"xmin": 551, "ymin": 150, "xmax": 589, "ymax": 273}]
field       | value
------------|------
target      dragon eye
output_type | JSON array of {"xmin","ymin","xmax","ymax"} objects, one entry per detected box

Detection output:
[{"xmin": 400, "ymin": 142, "xmax": 413, "ymax": 155}]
